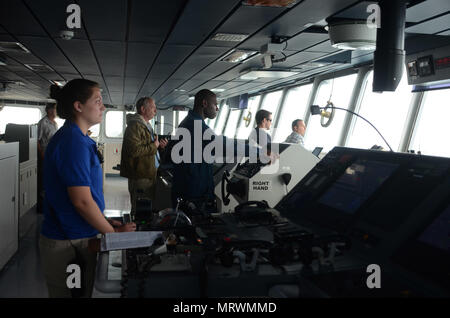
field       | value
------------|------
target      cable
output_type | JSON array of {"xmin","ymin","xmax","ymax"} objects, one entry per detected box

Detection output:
[
  {"xmin": 326, "ymin": 105, "xmax": 394, "ymax": 152},
  {"xmin": 328, "ymin": 78, "xmax": 335, "ymax": 103}
]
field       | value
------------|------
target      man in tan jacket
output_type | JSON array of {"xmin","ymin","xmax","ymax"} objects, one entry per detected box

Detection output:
[{"xmin": 120, "ymin": 97, "xmax": 167, "ymax": 215}]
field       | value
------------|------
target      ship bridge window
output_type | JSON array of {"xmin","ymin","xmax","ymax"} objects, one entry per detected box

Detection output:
[
  {"xmin": 214, "ymin": 102, "xmax": 229, "ymax": 135},
  {"xmin": 105, "ymin": 110, "xmax": 124, "ymax": 138},
  {"xmin": 347, "ymin": 69, "xmax": 412, "ymax": 151},
  {"xmin": 409, "ymin": 88, "xmax": 450, "ymax": 158},
  {"xmin": 90, "ymin": 123, "xmax": 100, "ymax": 138},
  {"xmin": 236, "ymin": 95, "xmax": 261, "ymax": 139},
  {"xmin": 304, "ymin": 73, "xmax": 358, "ymax": 152},
  {"xmin": 55, "ymin": 117, "xmax": 65, "ymax": 129},
  {"xmin": 260, "ymin": 90, "xmax": 283, "ymax": 120},
  {"xmin": 0, "ymin": 106, "xmax": 41, "ymax": 134},
  {"xmin": 224, "ymin": 109, "xmax": 242, "ymax": 138},
  {"xmin": 177, "ymin": 110, "xmax": 188, "ymax": 126},
  {"xmin": 273, "ymin": 84, "xmax": 313, "ymax": 143}
]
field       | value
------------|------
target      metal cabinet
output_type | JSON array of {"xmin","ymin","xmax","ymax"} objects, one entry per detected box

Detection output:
[
  {"xmin": 0, "ymin": 142, "xmax": 19, "ymax": 271},
  {"xmin": 19, "ymin": 160, "xmax": 37, "ymax": 217}
]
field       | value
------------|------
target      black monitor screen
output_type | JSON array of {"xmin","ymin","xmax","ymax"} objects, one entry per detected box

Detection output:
[
  {"xmin": 318, "ymin": 160, "xmax": 399, "ymax": 214},
  {"xmin": 239, "ymin": 94, "xmax": 249, "ymax": 109},
  {"xmin": 417, "ymin": 204, "xmax": 450, "ymax": 252},
  {"xmin": 392, "ymin": 202, "xmax": 450, "ymax": 290}
]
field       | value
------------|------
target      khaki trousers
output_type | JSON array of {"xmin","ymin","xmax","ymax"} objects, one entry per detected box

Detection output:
[
  {"xmin": 128, "ymin": 177, "xmax": 156, "ymax": 215},
  {"xmin": 39, "ymin": 234, "xmax": 98, "ymax": 298}
]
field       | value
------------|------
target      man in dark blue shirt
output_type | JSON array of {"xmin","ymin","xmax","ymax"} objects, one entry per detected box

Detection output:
[{"xmin": 171, "ymin": 89, "xmax": 276, "ymax": 210}]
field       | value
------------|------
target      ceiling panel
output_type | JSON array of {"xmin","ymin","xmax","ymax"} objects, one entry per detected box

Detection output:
[
  {"xmin": 178, "ymin": 79, "xmax": 208, "ymax": 92},
  {"xmin": 129, "ymin": 0, "xmax": 187, "ymax": 43},
  {"xmin": 24, "ymin": 0, "xmax": 88, "ymax": 40},
  {"xmin": 92, "ymin": 41, "xmax": 126, "ymax": 77},
  {"xmin": 406, "ymin": 13, "xmax": 450, "ymax": 34},
  {"xmin": 166, "ymin": 0, "xmax": 241, "ymax": 46},
  {"xmin": 78, "ymin": 0, "xmax": 127, "ymax": 41},
  {"xmin": 17, "ymin": 36, "xmax": 79, "ymax": 76},
  {"xmin": 285, "ymin": 32, "xmax": 329, "ymax": 51},
  {"xmin": 437, "ymin": 30, "xmax": 450, "ymax": 36},
  {"xmin": 170, "ymin": 46, "xmax": 231, "ymax": 80},
  {"xmin": 109, "ymin": 92, "xmax": 124, "ymax": 105},
  {"xmin": 406, "ymin": 0, "xmax": 450, "ymax": 23},
  {"xmin": 124, "ymin": 77, "xmax": 145, "ymax": 94},
  {"xmin": 0, "ymin": 0, "xmax": 47, "ymax": 36},
  {"xmin": 55, "ymin": 39, "xmax": 101, "ymax": 76},
  {"xmin": 305, "ymin": 40, "xmax": 340, "ymax": 53},
  {"xmin": 104, "ymin": 76, "xmax": 124, "ymax": 92},
  {"xmin": 204, "ymin": 5, "xmax": 286, "ymax": 49},
  {"xmin": 125, "ymin": 42, "xmax": 160, "ymax": 77}
]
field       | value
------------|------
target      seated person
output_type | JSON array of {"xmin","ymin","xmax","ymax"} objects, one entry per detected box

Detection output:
[{"xmin": 284, "ymin": 119, "xmax": 306, "ymax": 146}]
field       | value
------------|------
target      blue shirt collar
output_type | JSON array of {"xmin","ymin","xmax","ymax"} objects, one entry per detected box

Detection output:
[
  {"xmin": 64, "ymin": 120, "xmax": 95, "ymax": 144},
  {"xmin": 188, "ymin": 110, "xmax": 205, "ymax": 122}
]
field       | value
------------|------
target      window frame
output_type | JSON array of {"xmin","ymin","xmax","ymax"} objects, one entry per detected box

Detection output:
[
  {"xmin": 104, "ymin": 109, "xmax": 125, "ymax": 139},
  {"xmin": 303, "ymin": 68, "xmax": 360, "ymax": 153}
]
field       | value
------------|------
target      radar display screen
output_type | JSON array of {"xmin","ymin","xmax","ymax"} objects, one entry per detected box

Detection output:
[{"xmin": 318, "ymin": 160, "xmax": 399, "ymax": 214}]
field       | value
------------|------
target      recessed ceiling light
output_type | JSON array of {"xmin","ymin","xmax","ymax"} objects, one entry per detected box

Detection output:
[
  {"xmin": 220, "ymin": 49, "xmax": 258, "ymax": 63},
  {"xmin": 211, "ymin": 88, "xmax": 226, "ymax": 92},
  {"xmin": 0, "ymin": 41, "xmax": 29, "ymax": 53},
  {"xmin": 242, "ymin": 0, "xmax": 297, "ymax": 8},
  {"xmin": 52, "ymin": 80, "xmax": 66, "ymax": 87},
  {"xmin": 240, "ymin": 69, "xmax": 299, "ymax": 80},
  {"xmin": 212, "ymin": 33, "xmax": 249, "ymax": 42},
  {"xmin": 25, "ymin": 64, "xmax": 54, "ymax": 72}
]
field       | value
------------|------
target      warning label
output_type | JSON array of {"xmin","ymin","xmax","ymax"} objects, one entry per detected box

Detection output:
[{"xmin": 252, "ymin": 180, "xmax": 271, "ymax": 191}]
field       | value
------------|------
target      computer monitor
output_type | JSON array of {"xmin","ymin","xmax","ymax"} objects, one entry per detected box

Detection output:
[
  {"xmin": 238, "ymin": 93, "xmax": 249, "ymax": 109},
  {"xmin": 312, "ymin": 147, "xmax": 323, "ymax": 158}
]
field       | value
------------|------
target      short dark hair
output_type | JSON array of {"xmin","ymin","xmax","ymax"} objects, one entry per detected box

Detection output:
[
  {"xmin": 52, "ymin": 79, "xmax": 99, "ymax": 120},
  {"xmin": 194, "ymin": 89, "xmax": 215, "ymax": 111},
  {"xmin": 45, "ymin": 102, "xmax": 56, "ymax": 113},
  {"xmin": 292, "ymin": 119, "xmax": 303, "ymax": 130},
  {"xmin": 136, "ymin": 97, "xmax": 152, "ymax": 115},
  {"xmin": 255, "ymin": 109, "xmax": 272, "ymax": 126}
]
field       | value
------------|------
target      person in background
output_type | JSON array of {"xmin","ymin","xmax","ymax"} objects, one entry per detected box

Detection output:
[
  {"xmin": 39, "ymin": 79, "xmax": 136, "ymax": 298},
  {"xmin": 171, "ymin": 89, "xmax": 276, "ymax": 210},
  {"xmin": 248, "ymin": 109, "xmax": 273, "ymax": 147},
  {"xmin": 120, "ymin": 97, "xmax": 168, "ymax": 216},
  {"xmin": 284, "ymin": 119, "xmax": 306, "ymax": 146},
  {"xmin": 37, "ymin": 99, "xmax": 58, "ymax": 214}
]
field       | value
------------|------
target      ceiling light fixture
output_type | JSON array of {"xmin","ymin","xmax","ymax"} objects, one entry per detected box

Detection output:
[
  {"xmin": 242, "ymin": 0, "xmax": 298, "ymax": 8},
  {"xmin": 0, "ymin": 42, "xmax": 29, "ymax": 53},
  {"xmin": 0, "ymin": 53, "xmax": 6, "ymax": 66},
  {"xmin": 25, "ymin": 64, "xmax": 54, "ymax": 72},
  {"xmin": 52, "ymin": 80, "xmax": 66, "ymax": 87},
  {"xmin": 212, "ymin": 33, "xmax": 249, "ymax": 42},
  {"xmin": 240, "ymin": 69, "xmax": 299, "ymax": 80},
  {"xmin": 220, "ymin": 49, "xmax": 258, "ymax": 63},
  {"xmin": 327, "ymin": 20, "xmax": 377, "ymax": 51}
]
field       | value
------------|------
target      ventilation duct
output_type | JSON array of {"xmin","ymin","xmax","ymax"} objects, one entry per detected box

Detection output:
[{"xmin": 373, "ymin": 0, "xmax": 407, "ymax": 92}]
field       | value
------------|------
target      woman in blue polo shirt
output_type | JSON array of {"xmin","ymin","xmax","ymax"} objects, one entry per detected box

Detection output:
[{"xmin": 39, "ymin": 79, "xmax": 136, "ymax": 298}]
